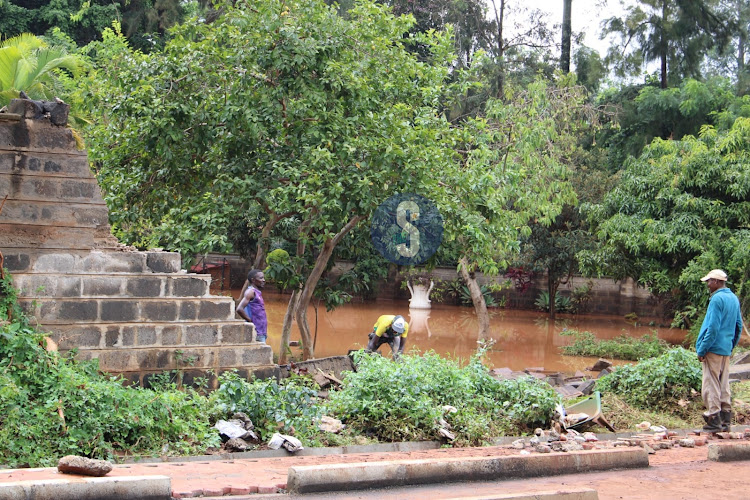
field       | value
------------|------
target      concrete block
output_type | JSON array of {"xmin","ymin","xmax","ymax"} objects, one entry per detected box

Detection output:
[
  {"xmin": 198, "ymin": 299, "xmax": 234, "ymax": 320},
  {"xmin": 171, "ymin": 276, "xmax": 209, "ymax": 297},
  {"xmin": 142, "ymin": 301, "xmax": 178, "ymax": 322},
  {"xmin": 57, "ymin": 326, "xmax": 102, "ymax": 349},
  {"xmin": 286, "ymin": 448, "xmax": 649, "ymax": 494},
  {"xmin": 1, "ymin": 252, "xmax": 30, "ymax": 271},
  {"xmin": 220, "ymin": 323, "xmax": 254, "ymax": 344},
  {"xmin": 0, "ymin": 474, "xmax": 171, "ymax": 500},
  {"xmin": 33, "ymin": 253, "xmax": 76, "ymax": 273},
  {"xmin": 136, "ymin": 326, "xmax": 157, "ymax": 346},
  {"xmin": 146, "ymin": 252, "xmax": 182, "ymax": 273},
  {"xmin": 729, "ymin": 364, "xmax": 750, "ymax": 380},
  {"xmin": 159, "ymin": 325, "xmax": 181, "ymax": 346},
  {"xmin": 56, "ymin": 300, "xmax": 98, "ymax": 322},
  {"xmin": 179, "ymin": 301, "xmax": 198, "ymax": 320},
  {"xmin": 81, "ymin": 251, "xmax": 146, "ymax": 273},
  {"xmin": 126, "ymin": 277, "xmax": 164, "ymax": 297},
  {"xmin": 242, "ymin": 345, "xmax": 274, "ymax": 365},
  {"xmin": 707, "ymin": 442, "xmax": 750, "ymax": 462},
  {"xmin": 83, "ymin": 276, "xmax": 125, "ymax": 296},
  {"xmin": 101, "ymin": 300, "xmax": 139, "ymax": 322},
  {"xmin": 185, "ymin": 324, "xmax": 219, "ymax": 345}
]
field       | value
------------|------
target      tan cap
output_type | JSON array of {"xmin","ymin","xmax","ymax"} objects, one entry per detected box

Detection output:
[{"xmin": 700, "ymin": 269, "xmax": 727, "ymax": 281}]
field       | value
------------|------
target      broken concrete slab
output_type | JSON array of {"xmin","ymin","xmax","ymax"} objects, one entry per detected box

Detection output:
[{"xmin": 707, "ymin": 442, "xmax": 750, "ymax": 462}]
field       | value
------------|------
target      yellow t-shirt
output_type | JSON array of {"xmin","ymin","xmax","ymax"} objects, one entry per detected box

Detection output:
[{"xmin": 372, "ymin": 314, "xmax": 409, "ymax": 339}]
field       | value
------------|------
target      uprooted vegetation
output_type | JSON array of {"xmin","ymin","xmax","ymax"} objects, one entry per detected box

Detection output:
[{"xmin": 559, "ymin": 329, "xmax": 671, "ymax": 361}]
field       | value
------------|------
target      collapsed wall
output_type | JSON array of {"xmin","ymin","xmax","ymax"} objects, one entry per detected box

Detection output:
[{"xmin": 0, "ymin": 98, "xmax": 274, "ymax": 387}]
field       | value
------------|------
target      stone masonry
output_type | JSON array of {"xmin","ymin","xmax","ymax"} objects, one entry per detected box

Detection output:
[{"xmin": 0, "ymin": 98, "xmax": 274, "ymax": 387}]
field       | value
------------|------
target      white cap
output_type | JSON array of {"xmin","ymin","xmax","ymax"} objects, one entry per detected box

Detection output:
[
  {"xmin": 392, "ymin": 316, "xmax": 406, "ymax": 333},
  {"xmin": 700, "ymin": 269, "xmax": 727, "ymax": 282}
]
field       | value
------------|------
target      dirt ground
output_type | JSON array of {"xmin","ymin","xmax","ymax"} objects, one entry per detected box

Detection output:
[{"xmin": 2, "ymin": 435, "xmax": 750, "ymax": 499}]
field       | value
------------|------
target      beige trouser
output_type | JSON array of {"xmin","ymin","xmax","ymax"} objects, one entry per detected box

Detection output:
[{"xmin": 702, "ymin": 352, "xmax": 731, "ymax": 416}]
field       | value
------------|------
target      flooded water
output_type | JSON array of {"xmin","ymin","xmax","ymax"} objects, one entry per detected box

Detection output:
[{"xmin": 233, "ymin": 290, "xmax": 687, "ymax": 374}]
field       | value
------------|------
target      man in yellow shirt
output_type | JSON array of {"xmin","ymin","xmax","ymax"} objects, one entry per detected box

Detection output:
[{"xmin": 366, "ymin": 314, "xmax": 409, "ymax": 359}]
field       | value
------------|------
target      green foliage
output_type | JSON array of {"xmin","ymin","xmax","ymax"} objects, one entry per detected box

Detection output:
[
  {"xmin": 560, "ymin": 329, "xmax": 670, "ymax": 360},
  {"xmin": 596, "ymin": 348, "xmax": 702, "ymax": 410},
  {"xmin": 535, "ymin": 291, "xmax": 571, "ymax": 313},
  {"xmin": 209, "ymin": 371, "xmax": 324, "ymax": 443},
  {"xmin": 0, "ymin": 32, "xmax": 84, "ymax": 107},
  {"xmin": 581, "ymin": 115, "xmax": 750, "ymax": 324},
  {"xmin": 0, "ymin": 272, "xmax": 220, "ymax": 468},
  {"xmin": 327, "ymin": 348, "xmax": 558, "ymax": 445}
]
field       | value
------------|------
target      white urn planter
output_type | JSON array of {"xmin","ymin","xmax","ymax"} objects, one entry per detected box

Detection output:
[{"xmin": 407, "ymin": 280, "xmax": 434, "ymax": 309}]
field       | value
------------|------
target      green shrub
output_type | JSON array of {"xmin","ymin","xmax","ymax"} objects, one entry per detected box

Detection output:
[
  {"xmin": 326, "ymin": 349, "xmax": 558, "ymax": 445},
  {"xmin": 596, "ymin": 348, "xmax": 701, "ymax": 410},
  {"xmin": 210, "ymin": 371, "xmax": 324, "ymax": 443},
  {"xmin": 559, "ymin": 330, "xmax": 670, "ymax": 360},
  {"xmin": 0, "ymin": 272, "xmax": 220, "ymax": 467}
]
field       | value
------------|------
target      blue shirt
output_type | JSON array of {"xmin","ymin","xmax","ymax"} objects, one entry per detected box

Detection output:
[{"xmin": 695, "ymin": 287, "xmax": 743, "ymax": 357}]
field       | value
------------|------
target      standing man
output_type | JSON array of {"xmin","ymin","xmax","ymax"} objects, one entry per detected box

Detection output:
[
  {"xmin": 696, "ymin": 269, "xmax": 743, "ymax": 432},
  {"xmin": 366, "ymin": 314, "xmax": 409, "ymax": 360},
  {"xmin": 236, "ymin": 269, "xmax": 268, "ymax": 344}
]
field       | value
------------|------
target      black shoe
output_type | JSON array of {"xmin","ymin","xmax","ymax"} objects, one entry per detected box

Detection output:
[
  {"xmin": 703, "ymin": 412, "xmax": 722, "ymax": 433},
  {"xmin": 720, "ymin": 410, "xmax": 732, "ymax": 432}
]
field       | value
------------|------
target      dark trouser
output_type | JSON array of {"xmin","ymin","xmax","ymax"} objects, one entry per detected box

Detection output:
[{"xmin": 367, "ymin": 333, "xmax": 401, "ymax": 358}]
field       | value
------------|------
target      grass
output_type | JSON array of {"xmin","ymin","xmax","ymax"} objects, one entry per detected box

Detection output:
[{"xmin": 560, "ymin": 329, "xmax": 670, "ymax": 361}]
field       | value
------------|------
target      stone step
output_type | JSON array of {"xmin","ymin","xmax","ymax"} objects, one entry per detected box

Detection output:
[
  {"xmin": 0, "ymin": 173, "xmax": 105, "ymax": 204},
  {"xmin": 0, "ymin": 225, "xmax": 118, "ymax": 252},
  {"xmin": 46, "ymin": 321, "xmax": 256, "ymax": 351},
  {"xmin": 74, "ymin": 343, "xmax": 274, "ymax": 376},
  {"xmin": 1, "ymin": 199, "xmax": 109, "ymax": 227},
  {"xmin": 13, "ymin": 272, "xmax": 212, "ymax": 299},
  {"xmin": 20, "ymin": 296, "xmax": 238, "ymax": 324},
  {"xmin": 2, "ymin": 249, "xmax": 182, "ymax": 273},
  {"xmin": 0, "ymin": 151, "xmax": 94, "ymax": 178}
]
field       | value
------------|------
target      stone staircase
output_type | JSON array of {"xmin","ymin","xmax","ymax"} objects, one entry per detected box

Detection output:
[{"xmin": 1, "ymin": 98, "xmax": 274, "ymax": 387}]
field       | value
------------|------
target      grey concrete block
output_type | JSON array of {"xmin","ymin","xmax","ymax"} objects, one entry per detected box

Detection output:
[
  {"xmin": 217, "ymin": 348, "xmax": 238, "ymax": 366},
  {"xmin": 185, "ymin": 324, "xmax": 219, "ymax": 345},
  {"xmin": 58, "ymin": 327, "xmax": 101, "ymax": 349},
  {"xmin": 159, "ymin": 325, "xmax": 181, "ymax": 346},
  {"xmin": 105, "ymin": 326, "xmax": 120, "ymax": 347},
  {"xmin": 57, "ymin": 300, "xmax": 98, "ymax": 322},
  {"xmin": 286, "ymin": 448, "xmax": 648, "ymax": 494},
  {"xmin": 126, "ymin": 277, "xmax": 163, "ymax": 297},
  {"xmin": 141, "ymin": 301, "xmax": 177, "ymax": 322},
  {"xmin": 0, "ymin": 474, "xmax": 172, "ymax": 500},
  {"xmin": 33, "ymin": 253, "xmax": 76, "ymax": 273},
  {"xmin": 242, "ymin": 345, "xmax": 274, "ymax": 365},
  {"xmin": 146, "ymin": 252, "xmax": 181, "ymax": 273},
  {"xmin": 83, "ymin": 276, "xmax": 124, "ymax": 296},
  {"xmin": 101, "ymin": 300, "xmax": 138, "ymax": 322},
  {"xmin": 171, "ymin": 276, "xmax": 209, "ymax": 297},
  {"xmin": 220, "ymin": 323, "xmax": 254, "ymax": 344},
  {"xmin": 179, "ymin": 301, "xmax": 197, "ymax": 320},
  {"xmin": 708, "ymin": 442, "xmax": 750, "ymax": 462},
  {"xmin": 121, "ymin": 327, "xmax": 136, "ymax": 347},
  {"xmin": 136, "ymin": 326, "xmax": 157, "ymax": 346},
  {"xmin": 198, "ymin": 299, "xmax": 233, "ymax": 320},
  {"xmin": 2, "ymin": 252, "xmax": 30, "ymax": 271}
]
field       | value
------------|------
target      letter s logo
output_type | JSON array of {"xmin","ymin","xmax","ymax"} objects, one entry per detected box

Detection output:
[{"xmin": 396, "ymin": 200, "xmax": 420, "ymax": 258}]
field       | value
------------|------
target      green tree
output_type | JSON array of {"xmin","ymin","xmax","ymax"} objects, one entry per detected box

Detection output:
[
  {"xmin": 603, "ymin": 0, "xmax": 734, "ymax": 88},
  {"xmin": 80, "ymin": 0, "xmax": 465, "ymax": 360},
  {"xmin": 0, "ymin": 32, "xmax": 83, "ymax": 106},
  {"xmin": 580, "ymin": 116, "xmax": 750, "ymax": 325}
]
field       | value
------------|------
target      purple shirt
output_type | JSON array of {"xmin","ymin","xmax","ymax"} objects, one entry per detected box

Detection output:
[{"xmin": 243, "ymin": 286, "xmax": 268, "ymax": 338}]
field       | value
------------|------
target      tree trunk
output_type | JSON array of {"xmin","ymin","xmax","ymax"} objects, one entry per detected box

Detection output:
[
  {"xmin": 547, "ymin": 272, "xmax": 559, "ymax": 320},
  {"xmin": 660, "ymin": 0, "xmax": 668, "ymax": 89},
  {"xmin": 459, "ymin": 257, "xmax": 490, "ymax": 340},
  {"xmin": 739, "ymin": 0, "xmax": 747, "ymax": 95},
  {"xmin": 561, "ymin": 0, "xmax": 573, "ymax": 73},
  {"xmin": 295, "ymin": 216, "xmax": 365, "ymax": 360},
  {"xmin": 278, "ymin": 288, "xmax": 300, "ymax": 365},
  {"xmin": 489, "ymin": 0, "xmax": 506, "ymax": 96}
]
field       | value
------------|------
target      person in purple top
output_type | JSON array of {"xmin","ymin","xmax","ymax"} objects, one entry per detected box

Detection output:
[{"xmin": 236, "ymin": 269, "xmax": 268, "ymax": 343}]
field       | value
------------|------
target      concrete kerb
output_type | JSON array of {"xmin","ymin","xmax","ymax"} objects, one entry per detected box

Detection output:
[
  {"xmin": 707, "ymin": 442, "xmax": 750, "ymax": 462},
  {"xmin": 0, "ymin": 475, "xmax": 171, "ymax": 500},
  {"xmin": 445, "ymin": 489, "xmax": 599, "ymax": 500},
  {"xmin": 286, "ymin": 447, "xmax": 649, "ymax": 494}
]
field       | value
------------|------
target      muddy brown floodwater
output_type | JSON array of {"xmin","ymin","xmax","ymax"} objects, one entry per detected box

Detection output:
[{"xmin": 231, "ymin": 290, "xmax": 686, "ymax": 373}]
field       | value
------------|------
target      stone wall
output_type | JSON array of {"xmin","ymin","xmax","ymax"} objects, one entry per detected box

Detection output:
[{"xmin": 0, "ymin": 99, "xmax": 274, "ymax": 387}]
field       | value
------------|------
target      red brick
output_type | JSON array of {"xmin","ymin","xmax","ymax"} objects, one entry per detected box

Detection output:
[
  {"xmin": 258, "ymin": 486, "xmax": 278, "ymax": 494},
  {"xmin": 229, "ymin": 486, "xmax": 250, "ymax": 495}
]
